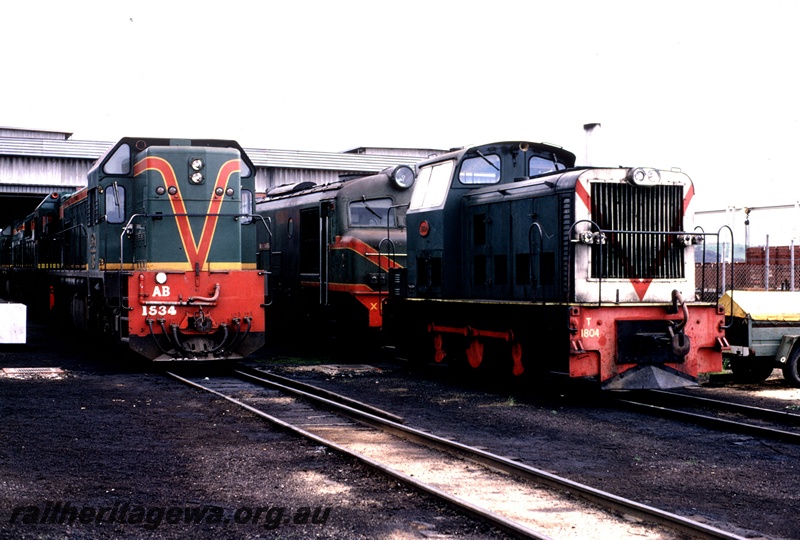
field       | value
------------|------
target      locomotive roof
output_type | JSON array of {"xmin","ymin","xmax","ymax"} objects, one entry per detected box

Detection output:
[
  {"xmin": 415, "ymin": 141, "xmax": 577, "ymax": 169},
  {"xmin": 462, "ymin": 165, "xmax": 693, "ymax": 202},
  {"xmin": 86, "ymin": 137, "xmax": 257, "ymax": 178},
  {"xmin": 260, "ymin": 166, "xmax": 414, "ymax": 202}
]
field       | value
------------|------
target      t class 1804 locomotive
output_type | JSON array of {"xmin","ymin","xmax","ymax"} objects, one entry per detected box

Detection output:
[
  {"xmin": 382, "ymin": 141, "xmax": 728, "ymax": 389},
  {"xmin": 0, "ymin": 137, "xmax": 266, "ymax": 361}
]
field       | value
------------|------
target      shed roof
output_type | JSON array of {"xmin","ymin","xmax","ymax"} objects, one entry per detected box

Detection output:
[{"xmin": 0, "ymin": 137, "xmax": 424, "ymax": 173}]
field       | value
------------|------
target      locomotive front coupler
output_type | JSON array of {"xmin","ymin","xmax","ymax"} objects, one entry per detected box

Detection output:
[
  {"xmin": 171, "ymin": 322, "xmax": 230, "ymax": 356},
  {"xmin": 190, "ymin": 307, "xmax": 213, "ymax": 333},
  {"xmin": 667, "ymin": 290, "xmax": 691, "ymax": 357}
]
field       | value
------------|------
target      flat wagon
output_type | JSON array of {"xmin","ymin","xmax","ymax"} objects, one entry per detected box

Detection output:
[{"xmin": 720, "ymin": 290, "xmax": 800, "ymax": 386}]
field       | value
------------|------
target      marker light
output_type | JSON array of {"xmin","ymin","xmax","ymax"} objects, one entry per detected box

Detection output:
[
  {"xmin": 419, "ymin": 220, "xmax": 430, "ymax": 237},
  {"xmin": 155, "ymin": 272, "xmax": 168, "ymax": 284},
  {"xmin": 390, "ymin": 165, "xmax": 416, "ymax": 189}
]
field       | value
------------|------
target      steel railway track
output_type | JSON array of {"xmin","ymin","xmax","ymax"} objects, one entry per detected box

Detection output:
[
  {"xmin": 610, "ymin": 389, "xmax": 800, "ymax": 444},
  {"xmin": 165, "ymin": 367, "xmax": 745, "ymax": 540}
]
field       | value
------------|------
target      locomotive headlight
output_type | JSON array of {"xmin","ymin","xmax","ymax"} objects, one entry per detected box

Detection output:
[
  {"xmin": 677, "ymin": 234, "xmax": 705, "ymax": 246},
  {"xmin": 576, "ymin": 231, "xmax": 606, "ymax": 245},
  {"xmin": 627, "ymin": 167, "xmax": 661, "ymax": 185},
  {"xmin": 578, "ymin": 231, "xmax": 594, "ymax": 244},
  {"xmin": 390, "ymin": 165, "xmax": 416, "ymax": 189},
  {"xmin": 189, "ymin": 158, "xmax": 205, "ymax": 184},
  {"xmin": 155, "ymin": 272, "xmax": 168, "ymax": 285}
]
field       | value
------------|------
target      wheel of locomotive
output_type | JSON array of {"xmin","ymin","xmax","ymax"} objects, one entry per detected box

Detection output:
[
  {"xmin": 70, "ymin": 294, "xmax": 88, "ymax": 331},
  {"xmin": 729, "ymin": 357, "xmax": 775, "ymax": 384},
  {"xmin": 782, "ymin": 347, "xmax": 800, "ymax": 387}
]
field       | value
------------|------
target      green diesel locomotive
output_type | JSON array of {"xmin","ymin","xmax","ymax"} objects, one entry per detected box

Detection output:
[{"xmin": 0, "ymin": 137, "xmax": 265, "ymax": 361}]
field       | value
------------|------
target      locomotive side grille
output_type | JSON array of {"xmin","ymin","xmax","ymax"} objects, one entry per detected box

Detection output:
[
  {"xmin": 560, "ymin": 195, "xmax": 573, "ymax": 296},
  {"xmin": 590, "ymin": 183, "xmax": 684, "ymax": 279}
]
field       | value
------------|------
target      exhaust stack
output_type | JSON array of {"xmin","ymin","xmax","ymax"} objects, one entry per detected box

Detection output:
[{"xmin": 583, "ymin": 123, "xmax": 601, "ymax": 166}]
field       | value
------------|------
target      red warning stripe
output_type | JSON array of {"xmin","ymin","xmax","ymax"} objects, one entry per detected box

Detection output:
[
  {"xmin": 134, "ymin": 157, "xmax": 239, "ymax": 268},
  {"xmin": 332, "ymin": 235, "xmax": 403, "ymax": 271}
]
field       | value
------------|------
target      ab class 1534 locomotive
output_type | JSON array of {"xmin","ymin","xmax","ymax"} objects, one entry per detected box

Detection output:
[{"xmin": 0, "ymin": 137, "xmax": 266, "ymax": 361}]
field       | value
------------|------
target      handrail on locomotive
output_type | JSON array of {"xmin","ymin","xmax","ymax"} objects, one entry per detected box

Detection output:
[
  {"xmin": 566, "ymin": 219, "xmax": 734, "ymax": 358},
  {"xmin": 116, "ymin": 209, "xmax": 268, "ymax": 358},
  {"xmin": 376, "ymin": 203, "xmax": 407, "ymax": 316},
  {"xmin": 527, "ymin": 220, "xmax": 546, "ymax": 302}
]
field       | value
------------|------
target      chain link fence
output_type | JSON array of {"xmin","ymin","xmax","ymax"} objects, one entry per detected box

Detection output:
[{"xmin": 696, "ymin": 245, "xmax": 800, "ymax": 300}]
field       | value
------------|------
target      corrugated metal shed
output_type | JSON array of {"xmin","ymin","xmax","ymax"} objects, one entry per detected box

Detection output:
[
  {"xmin": 344, "ymin": 146, "xmax": 445, "ymax": 158},
  {"xmin": 0, "ymin": 137, "xmax": 110, "ymax": 159},
  {"xmin": 245, "ymin": 147, "xmax": 421, "ymax": 172},
  {"xmin": 0, "ymin": 183, "xmax": 77, "ymax": 195},
  {"xmin": 0, "ymin": 129, "xmax": 442, "ymax": 226},
  {"xmin": 0, "ymin": 137, "xmax": 429, "ymax": 172},
  {"xmin": 0, "ymin": 127, "xmax": 73, "ymax": 140},
  {"xmin": 0, "ymin": 156, "xmax": 90, "ymax": 187}
]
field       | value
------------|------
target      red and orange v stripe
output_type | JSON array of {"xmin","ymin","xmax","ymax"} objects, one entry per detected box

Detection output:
[{"xmin": 133, "ymin": 157, "xmax": 239, "ymax": 268}]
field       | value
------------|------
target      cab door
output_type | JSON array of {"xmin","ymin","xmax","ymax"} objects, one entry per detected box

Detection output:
[
  {"xmin": 298, "ymin": 201, "xmax": 333, "ymax": 306},
  {"xmin": 467, "ymin": 202, "xmax": 511, "ymax": 300}
]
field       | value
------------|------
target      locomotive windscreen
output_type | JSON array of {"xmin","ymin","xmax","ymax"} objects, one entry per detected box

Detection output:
[{"xmin": 590, "ymin": 183, "xmax": 685, "ymax": 280}]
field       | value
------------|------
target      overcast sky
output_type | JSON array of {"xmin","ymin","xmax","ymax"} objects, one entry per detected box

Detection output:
[{"xmin": 3, "ymin": 1, "xmax": 799, "ymax": 241}]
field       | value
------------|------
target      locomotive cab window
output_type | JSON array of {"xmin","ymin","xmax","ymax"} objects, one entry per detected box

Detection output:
[
  {"xmin": 240, "ymin": 189, "xmax": 253, "ymax": 224},
  {"xmin": 459, "ymin": 154, "xmax": 500, "ymax": 185},
  {"xmin": 529, "ymin": 155, "xmax": 566, "ymax": 176},
  {"xmin": 239, "ymin": 159, "xmax": 252, "ymax": 179},
  {"xmin": 105, "ymin": 185, "xmax": 126, "ymax": 223},
  {"xmin": 349, "ymin": 198, "xmax": 397, "ymax": 228},
  {"xmin": 409, "ymin": 160, "xmax": 454, "ymax": 210},
  {"xmin": 103, "ymin": 143, "xmax": 132, "ymax": 175}
]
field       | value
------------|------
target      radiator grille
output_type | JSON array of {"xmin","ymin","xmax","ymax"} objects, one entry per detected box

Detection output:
[{"xmin": 590, "ymin": 183, "xmax": 684, "ymax": 279}]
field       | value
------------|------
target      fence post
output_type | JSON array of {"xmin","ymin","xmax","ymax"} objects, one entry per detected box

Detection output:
[
  {"xmin": 765, "ymin": 234, "xmax": 770, "ymax": 291},
  {"xmin": 721, "ymin": 242, "xmax": 727, "ymax": 295}
]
